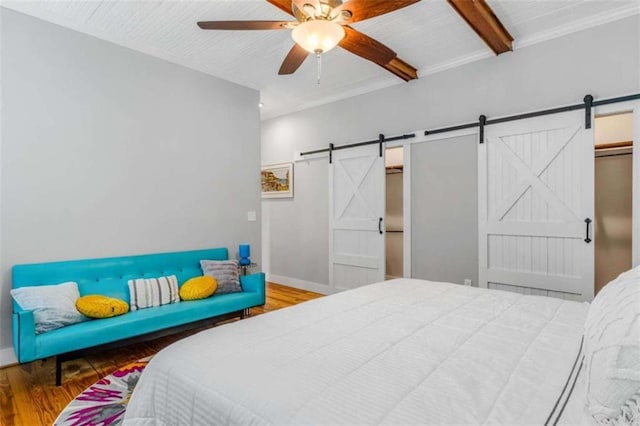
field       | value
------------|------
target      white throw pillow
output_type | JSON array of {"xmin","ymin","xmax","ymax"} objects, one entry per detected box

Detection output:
[
  {"xmin": 584, "ymin": 266, "xmax": 640, "ymax": 424},
  {"xmin": 10, "ymin": 281, "xmax": 87, "ymax": 334},
  {"xmin": 127, "ymin": 275, "xmax": 180, "ymax": 311}
]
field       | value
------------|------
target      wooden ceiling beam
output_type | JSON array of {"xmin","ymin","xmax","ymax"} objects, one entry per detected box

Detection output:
[{"xmin": 447, "ymin": 0, "xmax": 513, "ymax": 55}]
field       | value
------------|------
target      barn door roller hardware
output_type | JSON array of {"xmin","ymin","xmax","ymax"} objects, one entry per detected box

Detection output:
[
  {"xmin": 299, "ymin": 93, "xmax": 638, "ymax": 159},
  {"xmin": 478, "ymin": 115, "xmax": 487, "ymax": 144},
  {"xmin": 300, "ymin": 133, "xmax": 415, "ymax": 164},
  {"xmin": 422, "ymin": 93, "xmax": 640, "ymax": 143},
  {"xmin": 584, "ymin": 95, "xmax": 593, "ymax": 129}
]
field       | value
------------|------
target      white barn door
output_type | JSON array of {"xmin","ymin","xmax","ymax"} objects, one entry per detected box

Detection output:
[
  {"xmin": 479, "ymin": 111, "xmax": 595, "ymax": 301},
  {"xmin": 330, "ymin": 145, "xmax": 385, "ymax": 291}
]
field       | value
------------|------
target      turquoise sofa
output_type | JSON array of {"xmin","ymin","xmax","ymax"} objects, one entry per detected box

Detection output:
[{"xmin": 11, "ymin": 247, "xmax": 265, "ymax": 385}]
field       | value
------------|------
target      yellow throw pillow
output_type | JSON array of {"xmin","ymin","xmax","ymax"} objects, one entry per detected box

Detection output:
[
  {"xmin": 76, "ymin": 295, "xmax": 129, "ymax": 319},
  {"xmin": 180, "ymin": 276, "xmax": 217, "ymax": 301}
]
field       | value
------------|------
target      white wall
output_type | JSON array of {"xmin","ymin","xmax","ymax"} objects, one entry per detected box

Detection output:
[
  {"xmin": 261, "ymin": 16, "xmax": 640, "ymax": 292},
  {"xmin": 411, "ymin": 134, "xmax": 478, "ymax": 285},
  {"xmin": 0, "ymin": 9, "xmax": 261, "ymax": 363}
]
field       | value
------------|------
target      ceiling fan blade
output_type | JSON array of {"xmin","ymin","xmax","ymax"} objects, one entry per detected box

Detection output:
[
  {"xmin": 332, "ymin": 0, "xmax": 420, "ymax": 23},
  {"xmin": 197, "ymin": 21, "xmax": 293, "ymax": 30},
  {"xmin": 266, "ymin": 0, "xmax": 295, "ymax": 16},
  {"xmin": 339, "ymin": 27, "xmax": 418, "ymax": 81},
  {"xmin": 382, "ymin": 57, "xmax": 418, "ymax": 81},
  {"xmin": 338, "ymin": 26, "xmax": 396, "ymax": 66},
  {"xmin": 279, "ymin": 44, "xmax": 309, "ymax": 75}
]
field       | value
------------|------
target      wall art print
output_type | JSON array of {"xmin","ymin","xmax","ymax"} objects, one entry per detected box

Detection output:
[{"xmin": 261, "ymin": 162, "xmax": 293, "ymax": 198}]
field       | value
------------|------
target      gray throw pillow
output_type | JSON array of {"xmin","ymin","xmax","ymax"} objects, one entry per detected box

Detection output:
[
  {"xmin": 10, "ymin": 281, "xmax": 88, "ymax": 334},
  {"xmin": 200, "ymin": 259, "xmax": 242, "ymax": 294}
]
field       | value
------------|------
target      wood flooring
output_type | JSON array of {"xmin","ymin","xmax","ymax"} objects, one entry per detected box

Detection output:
[{"xmin": 0, "ymin": 282, "xmax": 323, "ymax": 426}]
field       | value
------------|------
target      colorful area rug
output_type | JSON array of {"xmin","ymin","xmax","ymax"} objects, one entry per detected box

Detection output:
[{"xmin": 54, "ymin": 358, "xmax": 150, "ymax": 426}]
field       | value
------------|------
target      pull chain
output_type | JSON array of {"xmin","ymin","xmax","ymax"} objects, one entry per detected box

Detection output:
[{"xmin": 315, "ymin": 50, "xmax": 322, "ymax": 84}]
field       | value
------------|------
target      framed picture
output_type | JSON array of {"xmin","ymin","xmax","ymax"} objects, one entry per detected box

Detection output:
[{"xmin": 261, "ymin": 162, "xmax": 294, "ymax": 198}]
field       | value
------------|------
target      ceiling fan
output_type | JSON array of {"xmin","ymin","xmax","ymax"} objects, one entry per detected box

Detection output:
[{"xmin": 197, "ymin": 0, "xmax": 420, "ymax": 82}]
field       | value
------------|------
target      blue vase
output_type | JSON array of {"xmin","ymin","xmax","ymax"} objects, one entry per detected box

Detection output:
[{"xmin": 239, "ymin": 244, "xmax": 251, "ymax": 266}]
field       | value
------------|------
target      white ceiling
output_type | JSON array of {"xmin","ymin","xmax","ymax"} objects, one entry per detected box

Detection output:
[{"xmin": 3, "ymin": 0, "xmax": 639, "ymax": 120}]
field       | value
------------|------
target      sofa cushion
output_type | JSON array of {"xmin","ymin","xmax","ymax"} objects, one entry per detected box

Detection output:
[
  {"xmin": 200, "ymin": 260, "xmax": 242, "ymax": 294},
  {"xmin": 32, "ymin": 290, "xmax": 264, "ymax": 360},
  {"xmin": 76, "ymin": 295, "xmax": 129, "ymax": 319},
  {"xmin": 180, "ymin": 276, "xmax": 217, "ymax": 301},
  {"xmin": 128, "ymin": 275, "xmax": 180, "ymax": 311},
  {"xmin": 10, "ymin": 282, "xmax": 87, "ymax": 334}
]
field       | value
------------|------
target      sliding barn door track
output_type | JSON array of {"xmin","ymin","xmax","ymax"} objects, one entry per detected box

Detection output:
[{"xmin": 299, "ymin": 93, "xmax": 640, "ymax": 162}]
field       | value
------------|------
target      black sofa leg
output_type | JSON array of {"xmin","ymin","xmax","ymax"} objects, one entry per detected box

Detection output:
[{"xmin": 56, "ymin": 356, "xmax": 62, "ymax": 386}]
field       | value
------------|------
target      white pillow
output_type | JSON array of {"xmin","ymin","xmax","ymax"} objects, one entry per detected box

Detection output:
[
  {"xmin": 584, "ymin": 266, "xmax": 640, "ymax": 424},
  {"xmin": 127, "ymin": 275, "xmax": 180, "ymax": 311},
  {"xmin": 10, "ymin": 281, "xmax": 87, "ymax": 334}
]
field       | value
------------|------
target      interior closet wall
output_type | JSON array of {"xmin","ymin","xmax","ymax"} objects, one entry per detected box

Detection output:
[
  {"xmin": 385, "ymin": 171, "xmax": 403, "ymax": 279},
  {"xmin": 595, "ymin": 152, "xmax": 632, "ymax": 292},
  {"xmin": 594, "ymin": 113, "xmax": 634, "ymax": 293},
  {"xmin": 261, "ymin": 16, "xmax": 640, "ymax": 293},
  {"xmin": 385, "ymin": 146, "xmax": 404, "ymax": 279}
]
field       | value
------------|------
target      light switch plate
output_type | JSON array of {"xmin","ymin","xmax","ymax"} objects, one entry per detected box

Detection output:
[{"xmin": 247, "ymin": 211, "xmax": 257, "ymax": 222}]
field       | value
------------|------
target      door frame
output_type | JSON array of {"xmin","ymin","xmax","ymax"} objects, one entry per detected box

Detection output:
[
  {"xmin": 594, "ymin": 99, "xmax": 640, "ymax": 268},
  {"xmin": 384, "ymin": 139, "xmax": 412, "ymax": 278},
  {"xmin": 403, "ymin": 143, "xmax": 412, "ymax": 278}
]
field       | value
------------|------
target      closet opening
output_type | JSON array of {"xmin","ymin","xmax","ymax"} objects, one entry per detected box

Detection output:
[
  {"xmin": 385, "ymin": 146, "xmax": 403, "ymax": 279},
  {"xmin": 594, "ymin": 112, "xmax": 634, "ymax": 294}
]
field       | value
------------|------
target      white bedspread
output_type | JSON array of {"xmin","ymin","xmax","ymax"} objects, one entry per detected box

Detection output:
[{"xmin": 124, "ymin": 279, "xmax": 590, "ymax": 425}]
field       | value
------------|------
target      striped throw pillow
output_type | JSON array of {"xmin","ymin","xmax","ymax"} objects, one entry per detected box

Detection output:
[
  {"xmin": 200, "ymin": 260, "xmax": 242, "ymax": 294},
  {"xmin": 127, "ymin": 275, "xmax": 180, "ymax": 311}
]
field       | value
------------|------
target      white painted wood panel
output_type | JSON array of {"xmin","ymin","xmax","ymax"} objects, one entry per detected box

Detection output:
[
  {"xmin": 329, "ymin": 145, "xmax": 385, "ymax": 291},
  {"xmin": 403, "ymin": 143, "xmax": 412, "ymax": 278},
  {"xmin": 479, "ymin": 111, "xmax": 595, "ymax": 301},
  {"xmin": 4, "ymin": 0, "xmax": 637, "ymax": 120}
]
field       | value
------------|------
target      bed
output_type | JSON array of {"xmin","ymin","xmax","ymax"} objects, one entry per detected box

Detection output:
[{"xmin": 123, "ymin": 274, "xmax": 639, "ymax": 425}]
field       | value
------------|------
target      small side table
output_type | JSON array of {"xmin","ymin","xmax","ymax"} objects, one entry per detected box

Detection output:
[{"xmin": 239, "ymin": 262, "xmax": 258, "ymax": 276}]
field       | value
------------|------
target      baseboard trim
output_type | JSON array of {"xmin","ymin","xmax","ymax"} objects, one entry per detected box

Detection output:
[
  {"xmin": 266, "ymin": 274, "xmax": 337, "ymax": 295},
  {"xmin": 0, "ymin": 347, "xmax": 18, "ymax": 368}
]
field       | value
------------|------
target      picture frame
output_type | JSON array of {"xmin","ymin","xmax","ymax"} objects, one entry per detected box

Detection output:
[{"xmin": 261, "ymin": 162, "xmax": 294, "ymax": 198}]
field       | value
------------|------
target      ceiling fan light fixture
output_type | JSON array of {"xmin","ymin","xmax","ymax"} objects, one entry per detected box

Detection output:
[{"xmin": 291, "ymin": 20, "xmax": 345, "ymax": 54}]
